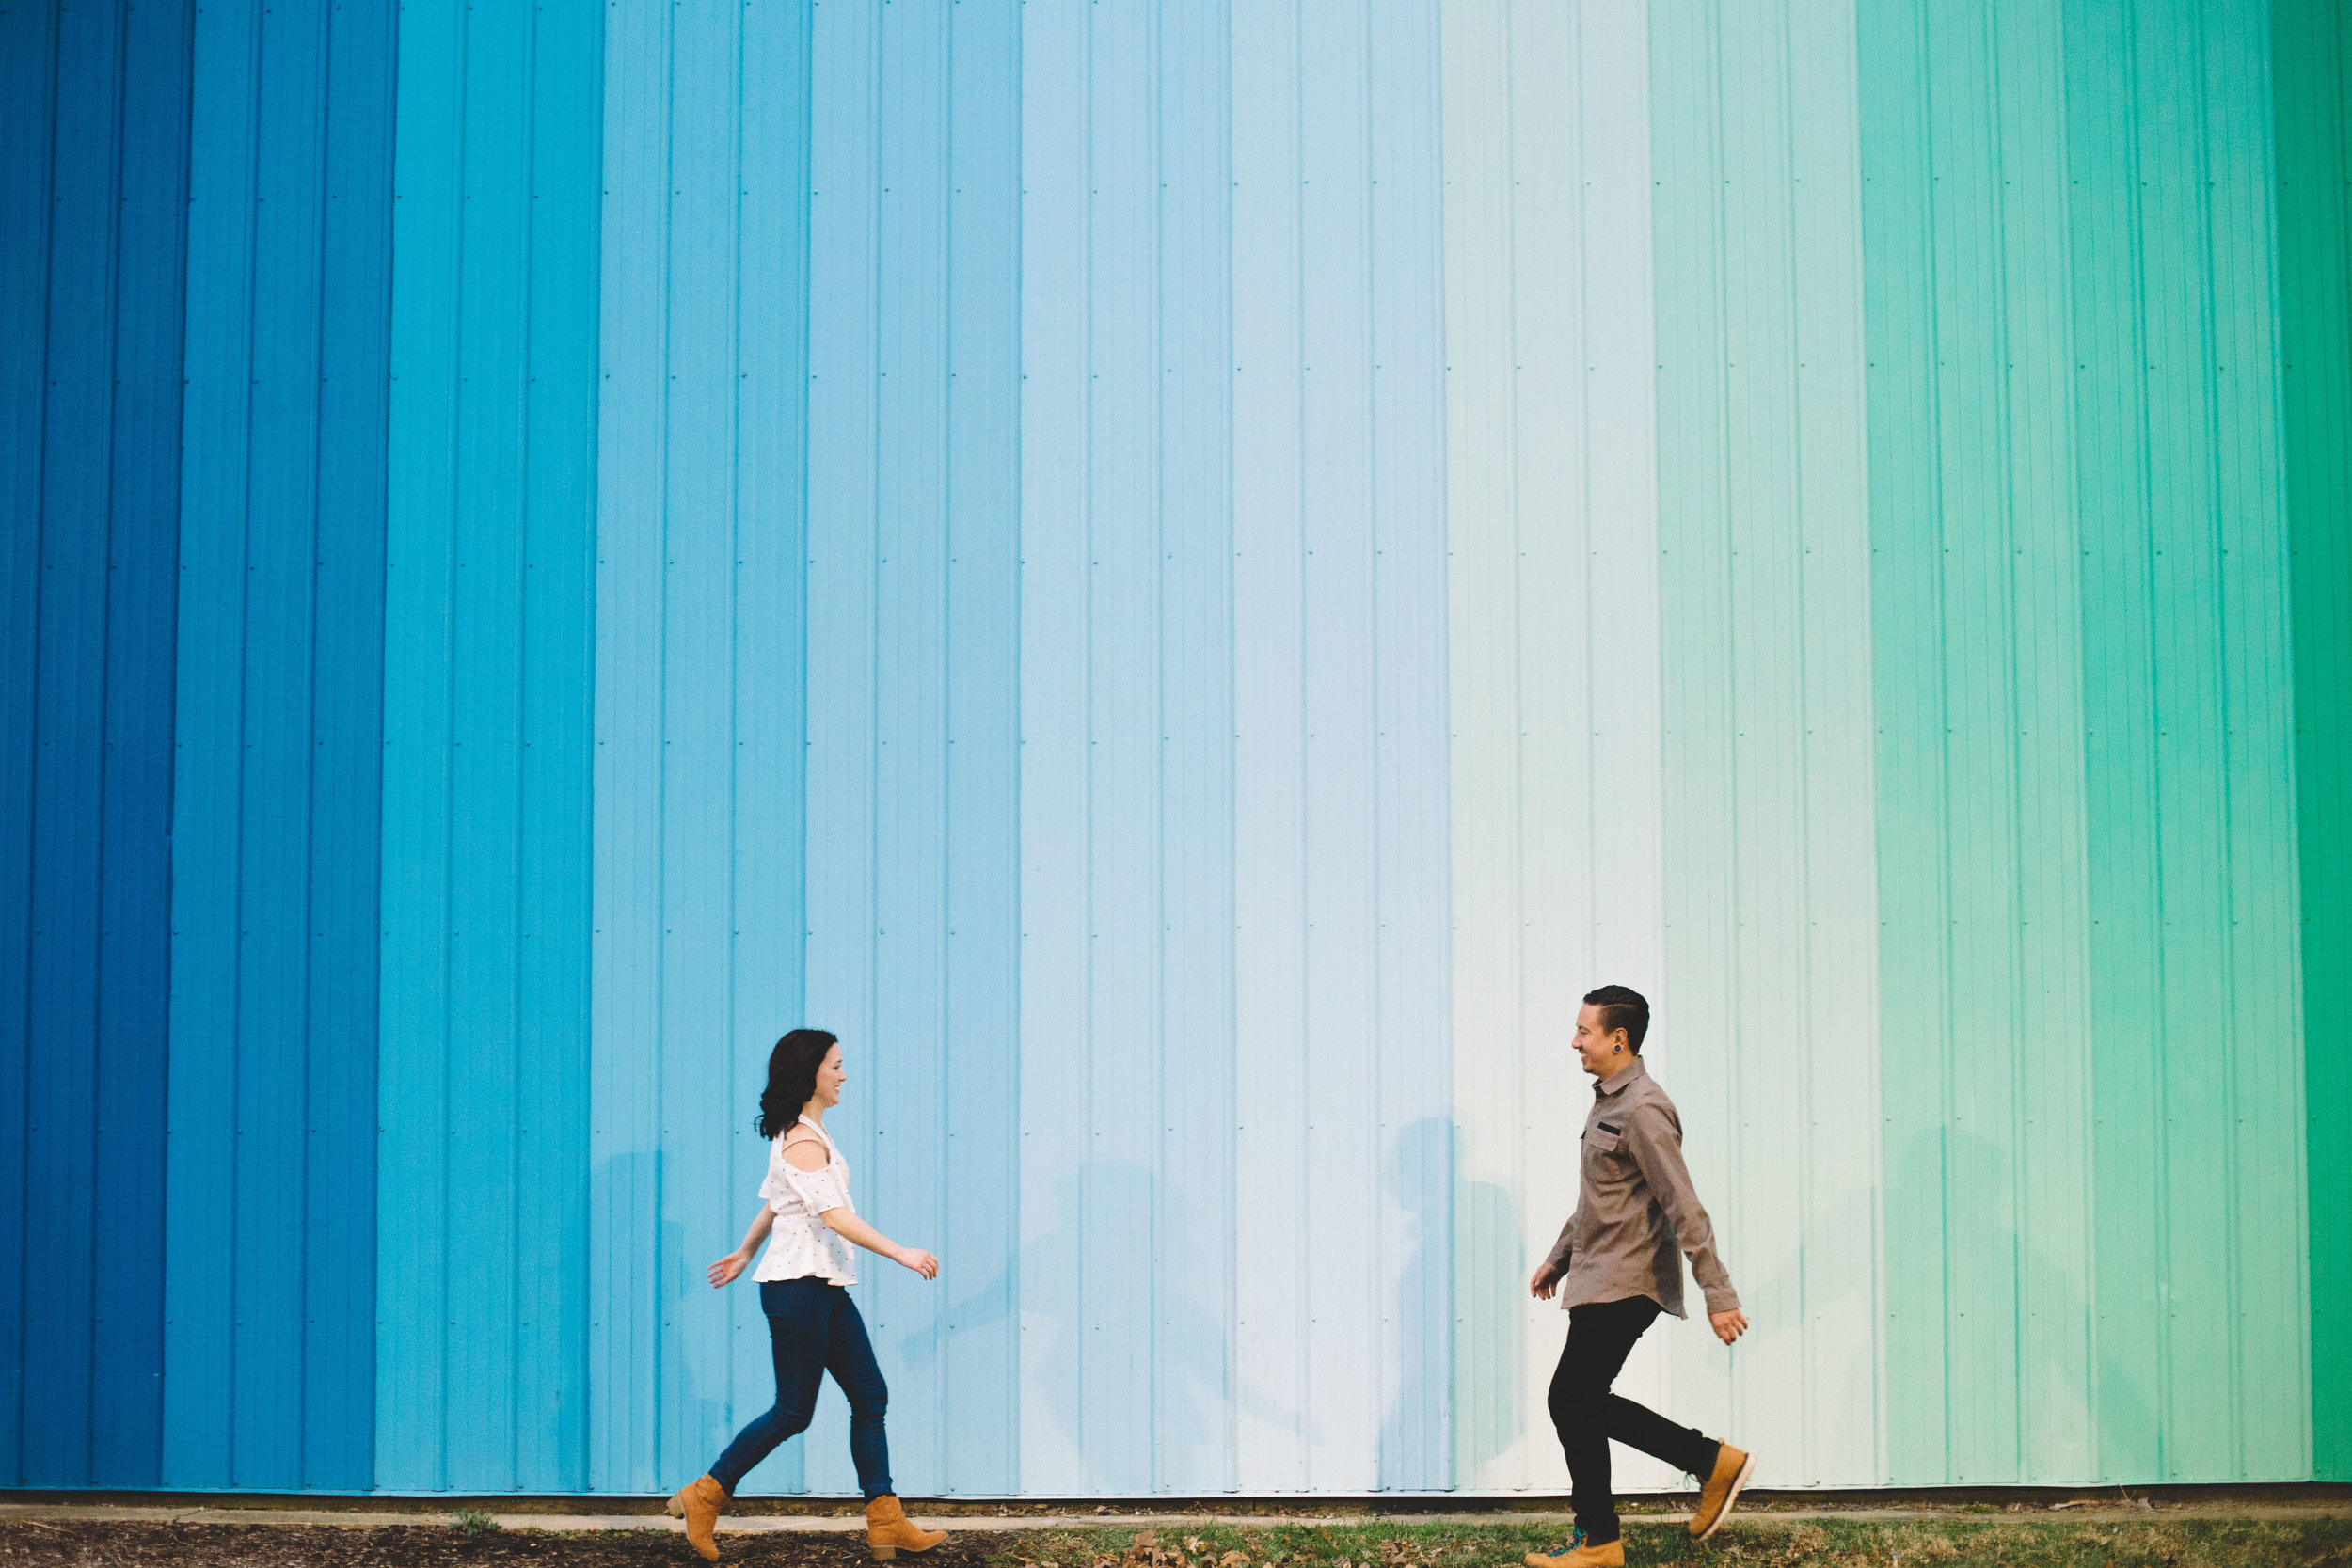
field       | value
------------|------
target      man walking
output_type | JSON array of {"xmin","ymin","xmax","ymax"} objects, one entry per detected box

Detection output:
[{"xmin": 1524, "ymin": 985, "xmax": 1755, "ymax": 1568}]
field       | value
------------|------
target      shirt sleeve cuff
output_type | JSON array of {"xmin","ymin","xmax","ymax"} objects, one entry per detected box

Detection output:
[{"xmin": 1702, "ymin": 1286, "xmax": 1741, "ymax": 1314}]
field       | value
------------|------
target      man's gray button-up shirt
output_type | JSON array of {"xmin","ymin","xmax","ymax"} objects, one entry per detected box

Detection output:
[{"xmin": 1541, "ymin": 1055, "xmax": 1740, "ymax": 1319}]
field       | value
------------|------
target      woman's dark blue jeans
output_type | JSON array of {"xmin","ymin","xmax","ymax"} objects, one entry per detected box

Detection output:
[{"xmin": 709, "ymin": 1277, "xmax": 892, "ymax": 1498}]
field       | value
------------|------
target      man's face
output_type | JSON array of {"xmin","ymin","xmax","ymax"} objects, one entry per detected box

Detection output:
[{"xmin": 1572, "ymin": 1003, "xmax": 1631, "ymax": 1077}]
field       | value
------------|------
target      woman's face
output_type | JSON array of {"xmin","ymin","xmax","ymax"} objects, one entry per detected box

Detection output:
[{"xmin": 813, "ymin": 1044, "xmax": 847, "ymax": 1109}]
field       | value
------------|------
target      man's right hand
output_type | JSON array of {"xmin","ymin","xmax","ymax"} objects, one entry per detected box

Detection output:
[{"xmin": 1529, "ymin": 1261, "xmax": 1562, "ymax": 1301}]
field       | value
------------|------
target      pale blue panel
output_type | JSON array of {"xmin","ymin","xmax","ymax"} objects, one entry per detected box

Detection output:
[
  {"xmin": 1017, "ymin": 0, "xmax": 1241, "ymax": 1497},
  {"xmin": 1151, "ymin": 0, "xmax": 1240, "ymax": 1499},
  {"xmin": 1360, "ymin": 0, "xmax": 1453, "ymax": 1494},
  {"xmin": 1230, "ymin": 0, "xmax": 1313, "ymax": 1493},
  {"xmin": 938, "ymin": 0, "xmax": 1025, "ymax": 1500},
  {"xmin": 1232, "ymin": 0, "xmax": 1451, "ymax": 1495},
  {"xmin": 1015, "ymin": 0, "xmax": 1095, "ymax": 1498}
]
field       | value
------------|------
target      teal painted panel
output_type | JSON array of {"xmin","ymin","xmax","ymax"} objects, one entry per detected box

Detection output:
[
  {"xmin": 2273, "ymin": 0, "xmax": 2352, "ymax": 1484},
  {"xmin": 1864, "ymin": 0, "xmax": 2308, "ymax": 1485},
  {"xmin": 380, "ymin": 0, "xmax": 599, "ymax": 1492},
  {"xmin": 587, "ymin": 0, "xmax": 813, "ymax": 1496},
  {"xmin": 2064, "ymin": 0, "xmax": 2307, "ymax": 1484},
  {"xmin": 1858, "ymin": 0, "xmax": 2099, "ymax": 1485},
  {"xmin": 1649, "ymin": 0, "xmax": 1884, "ymax": 1490}
]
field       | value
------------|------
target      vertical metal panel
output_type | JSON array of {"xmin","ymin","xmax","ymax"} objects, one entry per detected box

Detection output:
[
  {"xmin": 1439, "ymin": 0, "xmax": 1672, "ymax": 1495},
  {"xmin": 1859, "ymin": 0, "xmax": 2099, "ymax": 1486},
  {"xmin": 1862, "ymin": 0, "xmax": 2307, "ymax": 1485},
  {"xmin": 652, "ymin": 0, "xmax": 1029, "ymax": 1503},
  {"xmin": 2066, "ymin": 0, "xmax": 2307, "ymax": 1484},
  {"xmin": 940, "ymin": 0, "xmax": 1026, "ymax": 1499},
  {"xmin": 2275, "ymin": 0, "xmax": 2352, "ymax": 1483},
  {"xmin": 1231, "ymin": 0, "xmax": 1451, "ymax": 1497},
  {"xmin": 1019, "ymin": 0, "xmax": 1241, "ymax": 1497},
  {"xmin": 0, "ymin": 0, "xmax": 188, "ymax": 1491},
  {"xmin": 381, "ymin": 0, "xmax": 600, "ymax": 1492},
  {"xmin": 162, "ymin": 0, "xmax": 391, "ymax": 1492},
  {"xmin": 1650, "ymin": 0, "xmax": 1885, "ymax": 1490}
]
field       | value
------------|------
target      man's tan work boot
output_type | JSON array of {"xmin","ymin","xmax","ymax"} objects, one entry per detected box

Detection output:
[
  {"xmin": 665, "ymin": 1474, "xmax": 727, "ymax": 1560},
  {"xmin": 865, "ymin": 1494, "xmax": 947, "ymax": 1560},
  {"xmin": 1688, "ymin": 1442, "xmax": 1756, "ymax": 1540},
  {"xmin": 1522, "ymin": 1537, "xmax": 1624, "ymax": 1568}
]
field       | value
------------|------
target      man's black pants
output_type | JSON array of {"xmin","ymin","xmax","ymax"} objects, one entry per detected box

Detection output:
[{"xmin": 1548, "ymin": 1295, "xmax": 1721, "ymax": 1545}]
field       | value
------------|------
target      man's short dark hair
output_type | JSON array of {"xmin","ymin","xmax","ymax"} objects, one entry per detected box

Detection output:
[{"xmin": 1582, "ymin": 985, "xmax": 1650, "ymax": 1052}]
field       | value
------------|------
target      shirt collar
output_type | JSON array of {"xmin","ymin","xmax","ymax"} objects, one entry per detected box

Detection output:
[{"xmin": 1593, "ymin": 1054, "xmax": 1648, "ymax": 1098}]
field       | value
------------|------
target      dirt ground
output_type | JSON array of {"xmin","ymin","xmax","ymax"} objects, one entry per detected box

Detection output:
[{"xmin": 3, "ymin": 1515, "xmax": 2350, "ymax": 1568}]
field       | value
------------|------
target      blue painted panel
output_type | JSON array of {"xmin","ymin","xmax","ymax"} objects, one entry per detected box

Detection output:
[
  {"xmin": 585, "ymin": 0, "xmax": 670, "ymax": 1496},
  {"xmin": 0, "ymin": 0, "xmax": 189, "ymax": 1489},
  {"xmin": 381, "ymin": 0, "xmax": 599, "ymax": 1493},
  {"xmin": 802, "ymin": 0, "xmax": 881, "ymax": 1498},
  {"xmin": 1018, "ymin": 0, "xmax": 1241, "ymax": 1497},
  {"xmin": 589, "ymin": 0, "xmax": 828, "ymax": 1497},
  {"xmin": 0, "ymin": 0, "xmax": 43, "ymax": 1480},
  {"xmin": 162, "ymin": 0, "xmax": 391, "ymax": 1491}
]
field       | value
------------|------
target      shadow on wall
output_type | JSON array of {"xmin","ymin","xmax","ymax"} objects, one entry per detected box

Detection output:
[
  {"xmin": 1451, "ymin": 1122, "xmax": 1525, "ymax": 1485},
  {"xmin": 591, "ymin": 1148, "xmax": 788, "ymax": 1494},
  {"xmin": 1382, "ymin": 1117, "xmax": 1461, "ymax": 1490}
]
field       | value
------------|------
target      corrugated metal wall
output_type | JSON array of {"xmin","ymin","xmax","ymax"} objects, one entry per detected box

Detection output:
[
  {"xmin": 5, "ymin": 0, "xmax": 2342, "ymax": 1497},
  {"xmin": 162, "ymin": 0, "xmax": 393, "ymax": 1491},
  {"xmin": 0, "ymin": 0, "xmax": 189, "ymax": 1491},
  {"xmin": 2274, "ymin": 0, "xmax": 2351, "ymax": 1485},
  {"xmin": 378, "ymin": 0, "xmax": 601, "ymax": 1493},
  {"xmin": 1860, "ymin": 0, "xmax": 2309, "ymax": 1483}
]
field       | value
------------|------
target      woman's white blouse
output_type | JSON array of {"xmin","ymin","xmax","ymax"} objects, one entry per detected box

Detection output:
[{"xmin": 754, "ymin": 1116, "xmax": 858, "ymax": 1286}]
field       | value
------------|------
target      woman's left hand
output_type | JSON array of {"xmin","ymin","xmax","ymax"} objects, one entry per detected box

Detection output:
[
  {"xmin": 895, "ymin": 1247, "xmax": 940, "ymax": 1280},
  {"xmin": 707, "ymin": 1249, "xmax": 752, "ymax": 1288}
]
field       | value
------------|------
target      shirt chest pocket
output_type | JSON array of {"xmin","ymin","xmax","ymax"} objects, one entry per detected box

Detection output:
[{"xmin": 1583, "ymin": 1120, "xmax": 1627, "ymax": 1162}]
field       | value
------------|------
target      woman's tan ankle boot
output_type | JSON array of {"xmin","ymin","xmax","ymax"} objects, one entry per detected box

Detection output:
[
  {"xmin": 665, "ymin": 1473, "xmax": 728, "ymax": 1560},
  {"xmin": 865, "ymin": 1494, "xmax": 946, "ymax": 1560}
]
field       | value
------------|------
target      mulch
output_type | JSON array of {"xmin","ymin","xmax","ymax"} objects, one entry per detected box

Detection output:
[{"xmin": 0, "ymin": 1522, "xmax": 984, "ymax": 1568}]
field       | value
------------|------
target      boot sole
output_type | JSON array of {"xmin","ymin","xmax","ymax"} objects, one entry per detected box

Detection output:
[
  {"xmin": 871, "ymin": 1539, "xmax": 947, "ymax": 1560},
  {"xmin": 1692, "ymin": 1450, "xmax": 1757, "ymax": 1542}
]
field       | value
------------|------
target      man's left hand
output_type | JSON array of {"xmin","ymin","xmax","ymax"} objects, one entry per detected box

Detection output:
[{"xmin": 1709, "ymin": 1308, "xmax": 1748, "ymax": 1346}]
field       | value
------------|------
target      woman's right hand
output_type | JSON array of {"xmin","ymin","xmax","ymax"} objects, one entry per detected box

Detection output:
[
  {"xmin": 894, "ymin": 1245, "xmax": 940, "ymax": 1280},
  {"xmin": 707, "ymin": 1249, "xmax": 751, "ymax": 1288}
]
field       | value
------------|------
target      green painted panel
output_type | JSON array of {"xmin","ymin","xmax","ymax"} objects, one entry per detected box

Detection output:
[
  {"xmin": 2274, "ymin": 0, "xmax": 2352, "ymax": 1485},
  {"xmin": 1860, "ymin": 0, "xmax": 2097, "ymax": 1486},
  {"xmin": 1865, "ymin": 0, "xmax": 2309, "ymax": 1485}
]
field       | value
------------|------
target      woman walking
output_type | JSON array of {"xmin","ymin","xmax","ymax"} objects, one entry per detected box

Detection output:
[{"xmin": 668, "ymin": 1028, "xmax": 948, "ymax": 1562}]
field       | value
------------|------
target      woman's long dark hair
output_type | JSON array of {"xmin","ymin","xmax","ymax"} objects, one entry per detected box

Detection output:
[{"xmin": 756, "ymin": 1028, "xmax": 839, "ymax": 1139}]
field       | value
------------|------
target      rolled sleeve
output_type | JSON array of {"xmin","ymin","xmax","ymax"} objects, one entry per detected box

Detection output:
[{"xmin": 1623, "ymin": 1101, "xmax": 1741, "ymax": 1314}]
